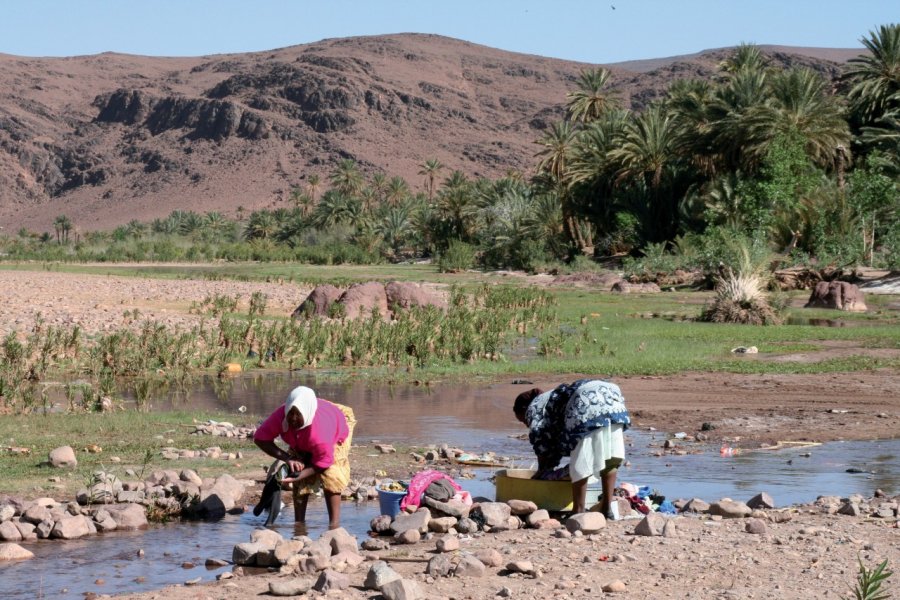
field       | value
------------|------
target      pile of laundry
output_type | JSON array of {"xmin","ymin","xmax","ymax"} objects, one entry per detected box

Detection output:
[
  {"xmin": 615, "ymin": 482, "xmax": 676, "ymax": 515},
  {"xmin": 400, "ymin": 469, "xmax": 472, "ymax": 511}
]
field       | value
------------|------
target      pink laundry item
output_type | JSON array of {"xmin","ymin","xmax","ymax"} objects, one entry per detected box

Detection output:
[
  {"xmin": 254, "ymin": 399, "xmax": 349, "ymax": 470},
  {"xmin": 400, "ymin": 469, "xmax": 462, "ymax": 510}
]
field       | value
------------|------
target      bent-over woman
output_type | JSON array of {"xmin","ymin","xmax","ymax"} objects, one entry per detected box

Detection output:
[{"xmin": 514, "ymin": 379, "xmax": 630, "ymax": 516}]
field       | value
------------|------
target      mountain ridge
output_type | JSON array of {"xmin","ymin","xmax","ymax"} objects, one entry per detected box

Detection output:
[{"xmin": 0, "ymin": 33, "xmax": 858, "ymax": 232}]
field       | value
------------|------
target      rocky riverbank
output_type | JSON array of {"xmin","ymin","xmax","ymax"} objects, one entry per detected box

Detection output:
[{"xmin": 93, "ymin": 490, "xmax": 899, "ymax": 600}]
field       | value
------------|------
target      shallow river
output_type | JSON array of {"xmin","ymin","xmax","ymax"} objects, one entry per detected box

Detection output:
[{"xmin": 3, "ymin": 373, "xmax": 897, "ymax": 599}]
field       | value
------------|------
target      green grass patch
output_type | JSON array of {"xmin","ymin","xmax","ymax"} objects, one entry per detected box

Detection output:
[{"xmin": 0, "ymin": 411, "xmax": 257, "ymax": 497}]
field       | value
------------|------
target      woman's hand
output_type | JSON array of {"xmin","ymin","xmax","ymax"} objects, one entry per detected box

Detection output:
[{"xmin": 282, "ymin": 465, "xmax": 318, "ymax": 484}]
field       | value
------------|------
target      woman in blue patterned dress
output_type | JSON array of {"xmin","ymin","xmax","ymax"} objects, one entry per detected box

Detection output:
[{"xmin": 514, "ymin": 379, "xmax": 630, "ymax": 515}]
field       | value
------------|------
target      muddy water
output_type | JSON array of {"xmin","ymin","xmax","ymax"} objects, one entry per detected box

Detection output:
[{"xmin": 3, "ymin": 374, "xmax": 898, "ymax": 599}]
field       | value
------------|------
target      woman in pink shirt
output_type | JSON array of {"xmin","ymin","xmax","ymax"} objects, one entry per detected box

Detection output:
[{"xmin": 254, "ymin": 386, "xmax": 356, "ymax": 529}]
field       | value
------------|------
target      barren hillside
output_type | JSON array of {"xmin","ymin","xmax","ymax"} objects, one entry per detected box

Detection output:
[{"xmin": 0, "ymin": 34, "xmax": 856, "ymax": 232}]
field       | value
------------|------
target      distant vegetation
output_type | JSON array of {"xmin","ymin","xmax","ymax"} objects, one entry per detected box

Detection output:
[{"xmin": 3, "ymin": 25, "xmax": 898, "ymax": 274}]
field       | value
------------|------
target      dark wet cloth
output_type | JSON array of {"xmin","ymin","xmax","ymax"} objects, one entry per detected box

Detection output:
[
  {"xmin": 525, "ymin": 379, "xmax": 631, "ymax": 470},
  {"xmin": 254, "ymin": 463, "xmax": 289, "ymax": 525},
  {"xmin": 425, "ymin": 478, "xmax": 456, "ymax": 502}
]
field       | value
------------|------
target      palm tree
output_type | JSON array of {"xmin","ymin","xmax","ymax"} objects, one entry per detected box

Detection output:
[
  {"xmin": 312, "ymin": 190, "xmax": 362, "ymax": 228},
  {"xmin": 386, "ymin": 176, "xmax": 410, "ymax": 206},
  {"xmin": 329, "ymin": 159, "xmax": 364, "ymax": 197},
  {"xmin": 609, "ymin": 105, "xmax": 683, "ymax": 191},
  {"xmin": 178, "ymin": 212, "xmax": 204, "ymax": 236},
  {"xmin": 745, "ymin": 68, "xmax": 850, "ymax": 169},
  {"xmin": 418, "ymin": 159, "xmax": 444, "ymax": 200},
  {"xmin": 244, "ymin": 211, "xmax": 278, "ymax": 240},
  {"xmin": 204, "ymin": 211, "xmax": 228, "ymax": 236},
  {"xmin": 376, "ymin": 205, "xmax": 412, "ymax": 256},
  {"xmin": 608, "ymin": 105, "xmax": 687, "ymax": 242},
  {"xmin": 370, "ymin": 172, "xmax": 388, "ymax": 204},
  {"xmin": 126, "ymin": 219, "xmax": 146, "ymax": 239},
  {"xmin": 566, "ymin": 68, "xmax": 619, "ymax": 124},
  {"xmin": 436, "ymin": 177, "xmax": 475, "ymax": 241},
  {"xmin": 305, "ymin": 174, "xmax": 322, "ymax": 203},
  {"xmin": 535, "ymin": 121, "xmax": 577, "ymax": 182},
  {"xmin": 844, "ymin": 24, "xmax": 900, "ymax": 126},
  {"xmin": 708, "ymin": 67, "xmax": 771, "ymax": 172},
  {"xmin": 535, "ymin": 121, "xmax": 582, "ymax": 249},
  {"xmin": 53, "ymin": 215, "xmax": 69, "ymax": 244},
  {"xmin": 718, "ymin": 43, "xmax": 769, "ymax": 75}
]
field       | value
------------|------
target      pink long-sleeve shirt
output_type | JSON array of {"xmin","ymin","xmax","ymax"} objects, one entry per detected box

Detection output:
[{"xmin": 254, "ymin": 399, "xmax": 349, "ymax": 470}]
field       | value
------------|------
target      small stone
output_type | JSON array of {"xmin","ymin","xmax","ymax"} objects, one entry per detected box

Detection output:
[
  {"xmin": 361, "ymin": 538, "xmax": 390, "ymax": 551},
  {"xmin": 0, "ymin": 543, "xmax": 34, "ymax": 561},
  {"xmin": 453, "ymin": 555, "xmax": 486, "ymax": 577},
  {"xmin": 475, "ymin": 549, "xmax": 504, "ymax": 568},
  {"xmin": 364, "ymin": 561, "xmax": 401, "ymax": 590},
  {"xmin": 435, "ymin": 536, "xmax": 459, "ymax": 553},
  {"xmin": 506, "ymin": 499, "xmax": 538, "ymax": 515},
  {"xmin": 268, "ymin": 579, "xmax": 313, "ymax": 596},
  {"xmin": 566, "ymin": 512, "xmax": 606, "ymax": 534},
  {"xmin": 394, "ymin": 529, "xmax": 420, "ymax": 544},
  {"xmin": 313, "ymin": 569, "xmax": 349, "ymax": 592},
  {"xmin": 381, "ymin": 578, "xmax": 423, "ymax": 600},
  {"xmin": 506, "ymin": 560, "xmax": 535, "ymax": 575},
  {"xmin": 48, "ymin": 446, "xmax": 77, "ymax": 468},
  {"xmin": 747, "ymin": 492, "xmax": 776, "ymax": 510},
  {"xmin": 602, "ymin": 579, "xmax": 627, "ymax": 593},
  {"xmin": 426, "ymin": 554, "xmax": 453, "ymax": 578},
  {"xmin": 745, "ymin": 518, "xmax": 768, "ymax": 535}
]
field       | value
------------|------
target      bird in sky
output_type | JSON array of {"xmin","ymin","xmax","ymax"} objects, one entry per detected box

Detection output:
[{"xmin": 611, "ymin": 4, "xmax": 616, "ymax": 9}]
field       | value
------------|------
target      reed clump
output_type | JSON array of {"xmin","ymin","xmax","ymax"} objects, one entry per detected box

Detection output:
[{"xmin": 0, "ymin": 286, "xmax": 557, "ymax": 413}]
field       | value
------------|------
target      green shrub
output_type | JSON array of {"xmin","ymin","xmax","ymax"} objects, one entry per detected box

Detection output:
[{"xmin": 438, "ymin": 240, "xmax": 476, "ymax": 272}]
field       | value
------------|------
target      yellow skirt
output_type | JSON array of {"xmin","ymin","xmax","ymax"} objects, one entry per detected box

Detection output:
[{"xmin": 293, "ymin": 403, "xmax": 356, "ymax": 496}]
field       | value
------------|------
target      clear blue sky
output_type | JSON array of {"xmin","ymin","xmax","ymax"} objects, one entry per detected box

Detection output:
[{"xmin": 1, "ymin": 1, "xmax": 894, "ymax": 63}]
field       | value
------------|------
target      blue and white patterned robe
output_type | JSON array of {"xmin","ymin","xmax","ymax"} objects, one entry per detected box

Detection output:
[{"xmin": 525, "ymin": 379, "xmax": 630, "ymax": 470}]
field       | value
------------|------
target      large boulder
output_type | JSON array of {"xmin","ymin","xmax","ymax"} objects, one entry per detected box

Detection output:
[
  {"xmin": 292, "ymin": 284, "xmax": 345, "ymax": 319},
  {"xmin": 105, "ymin": 503, "xmax": 149, "ymax": 530},
  {"xmin": 805, "ymin": 281, "xmax": 867, "ymax": 312},
  {"xmin": 709, "ymin": 499, "xmax": 752, "ymax": 519},
  {"xmin": 471, "ymin": 502, "xmax": 511, "ymax": 529},
  {"xmin": 199, "ymin": 474, "xmax": 245, "ymax": 516},
  {"xmin": 338, "ymin": 282, "xmax": 389, "ymax": 320},
  {"xmin": 566, "ymin": 512, "xmax": 606, "ymax": 534},
  {"xmin": 0, "ymin": 543, "xmax": 34, "ymax": 561},
  {"xmin": 51, "ymin": 515, "xmax": 93, "ymax": 539},
  {"xmin": 390, "ymin": 508, "xmax": 431, "ymax": 535},
  {"xmin": 48, "ymin": 446, "xmax": 77, "ymax": 468},
  {"xmin": 0, "ymin": 521, "xmax": 22, "ymax": 542},
  {"xmin": 384, "ymin": 281, "xmax": 447, "ymax": 313}
]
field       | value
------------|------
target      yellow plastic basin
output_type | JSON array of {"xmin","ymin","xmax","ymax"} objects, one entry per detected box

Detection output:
[{"xmin": 494, "ymin": 468, "xmax": 600, "ymax": 512}]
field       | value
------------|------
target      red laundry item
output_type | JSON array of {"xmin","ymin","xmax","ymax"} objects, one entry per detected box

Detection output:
[
  {"xmin": 627, "ymin": 495, "xmax": 650, "ymax": 514},
  {"xmin": 400, "ymin": 469, "xmax": 462, "ymax": 511}
]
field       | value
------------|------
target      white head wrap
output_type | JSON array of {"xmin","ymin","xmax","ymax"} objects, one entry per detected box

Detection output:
[{"xmin": 282, "ymin": 386, "xmax": 317, "ymax": 431}]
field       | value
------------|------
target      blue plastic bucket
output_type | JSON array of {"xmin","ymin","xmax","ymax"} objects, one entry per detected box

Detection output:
[{"xmin": 377, "ymin": 488, "xmax": 407, "ymax": 518}]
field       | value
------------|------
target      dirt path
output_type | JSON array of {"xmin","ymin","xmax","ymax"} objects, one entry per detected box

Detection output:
[{"xmin": 0, "ymin": 269, "xmax": 308, "ymax": 336}]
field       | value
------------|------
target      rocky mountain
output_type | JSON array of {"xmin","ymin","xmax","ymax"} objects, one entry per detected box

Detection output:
[{"xmin": 0, "ymin": 34, "xmax": 859, "ymax": 232}]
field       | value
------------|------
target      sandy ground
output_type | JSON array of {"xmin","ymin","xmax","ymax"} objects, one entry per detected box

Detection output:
[{"xmin": 104, "ymin": 498, "xmax": 899, "ymax": 600}]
